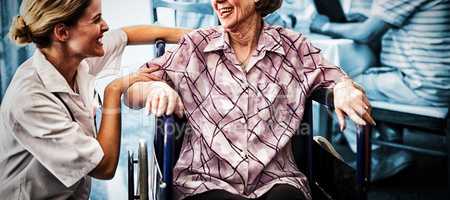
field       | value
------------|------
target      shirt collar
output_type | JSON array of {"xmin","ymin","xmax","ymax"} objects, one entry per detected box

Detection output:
[
  {"xmin": 256, "ymin": 23, "xmax": 285, "ymax": 56},
  {"xmin": 203, "ymin": 26, "xmax": 227, "ymax": 53},
  {"xmin": 33, "ymin": 50, "xmax": 73, "ymax": 94},
  {"xmin": 33, "ymin": 49, "xmax": 92, "ymax": 95},
  {"xmin": 203, "ymin": 23, "xmax": 285, "ymax": 56}
]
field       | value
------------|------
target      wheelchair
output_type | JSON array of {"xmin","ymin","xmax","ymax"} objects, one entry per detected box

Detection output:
[{"xmin": 128, "ymin": 40, "xmax": 372, "ymax": 200}]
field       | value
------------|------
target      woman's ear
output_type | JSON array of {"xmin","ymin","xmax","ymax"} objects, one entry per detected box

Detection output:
[{"xmin": 53, "ymin": 23, "xmax": 70, "ymax": 42}]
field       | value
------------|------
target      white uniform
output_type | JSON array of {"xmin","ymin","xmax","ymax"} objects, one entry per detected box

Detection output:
[{"xmin": 0, "ymin": 29, "xmax": 127, "ymax": 199}]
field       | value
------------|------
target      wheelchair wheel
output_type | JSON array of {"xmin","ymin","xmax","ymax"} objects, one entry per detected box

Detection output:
[{"xmin": 128, "ymin": 140, "xmax": 149, "ymax": 200}]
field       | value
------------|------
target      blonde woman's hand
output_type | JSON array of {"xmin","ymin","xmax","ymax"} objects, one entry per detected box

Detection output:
[
  {"xmin": 333, "ymin": 78, "xmax": 376, "ymax": 131},
  {"xmin": 106, "ymin": 66, "xmax": 161, "ymax": 93},
  {"xmin": 144, "ymin": 81, "xmax": 184, "ymax": 118}
]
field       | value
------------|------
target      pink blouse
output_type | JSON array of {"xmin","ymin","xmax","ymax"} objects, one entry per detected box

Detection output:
[{"xmin": 142, "ymin": 24, "xmax": 346, "ymax": 200}]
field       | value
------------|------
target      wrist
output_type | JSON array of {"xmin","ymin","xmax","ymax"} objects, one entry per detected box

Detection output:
[
  {"xmin": 334, "ymin": 77, "xmax": 353, "ymax": 92},
  {"xmin": 105, "ymin": 83, "xmax": 123, "ymax": 95}
]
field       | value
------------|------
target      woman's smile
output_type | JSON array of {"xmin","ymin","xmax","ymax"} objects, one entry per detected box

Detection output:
[
  {"xmin": 218, "ymin": 6, "xmax": 233, "ymax": 18},
  {"xmin": 96, "ymin": 35, "xmax": 104, "ymax": 46}
]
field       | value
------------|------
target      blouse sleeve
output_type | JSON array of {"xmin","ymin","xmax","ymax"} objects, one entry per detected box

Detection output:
[
  {"xmin": 139, "ymin": 34, "xmax": 193, "ymax": 90},
  {"xmin": 11, "ymin": 92, "xmax": 104, "ymax": 187},
  {"xmin": 297, "ymin": 35, "xmax": 348, "ymax": 95}
]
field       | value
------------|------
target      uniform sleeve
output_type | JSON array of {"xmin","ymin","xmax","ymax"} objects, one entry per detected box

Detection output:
[
  {"xmin": 11, "ymin": 92, "xmax": 103, "ymax": 187},
  {"xmin": 371, "ymin": 0, "xmax": 428, "ymax": 27},
  {"xmin": 139, "ymin": 35, "xmax": 193, "ymax": 90},
  {"xmin": 298, "ymin": 36, "xmax": 348, "ymax": 95},
  {"xmin": 85, "ymin": 29, "xmax": 128, "ymax": 77}
]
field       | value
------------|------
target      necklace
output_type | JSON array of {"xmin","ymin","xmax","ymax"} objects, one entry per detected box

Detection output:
[
  {"xmin": 240, "ymin": 62, "xmax": 248, "ymax": 72},
  {"xmin": 238, "ymin": 47, "xmax": 252, "ymax": 72},
  {"xmin": 233, "ymin": 22, "xmax": 261, "ymax": 72},
  {"xmin": 239, "ymin": 57, "xmax": 250, "ymax": 72}
]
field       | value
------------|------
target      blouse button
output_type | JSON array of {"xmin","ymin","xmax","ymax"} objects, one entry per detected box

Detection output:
[
  {"xmin": 240, "ymin": 118, "xmax": 246, "ymax": 123},
  {"xmin": 240, "ymin": 151, "xmax": 247, "ymax": 158}
]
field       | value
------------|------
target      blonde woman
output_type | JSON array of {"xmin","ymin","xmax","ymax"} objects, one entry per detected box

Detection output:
[{"xmin": 0, "ymin": 0, "xmax": 189, "ymax": 199}]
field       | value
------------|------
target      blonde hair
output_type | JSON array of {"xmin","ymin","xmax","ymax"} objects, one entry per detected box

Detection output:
[{"xmin": 9, "ymin": 0, "xmax": 91, "ymax": 48}]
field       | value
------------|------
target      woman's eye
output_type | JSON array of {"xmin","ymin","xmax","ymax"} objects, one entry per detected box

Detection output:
[{"xmin": 94, "ymin": 16, "xmax": 102, "ymax": 24}]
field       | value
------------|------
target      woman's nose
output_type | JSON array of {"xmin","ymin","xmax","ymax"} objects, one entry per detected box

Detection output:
[{"xmin": 101, "ymin": 19, "xmax": 109, "ymax": 33}]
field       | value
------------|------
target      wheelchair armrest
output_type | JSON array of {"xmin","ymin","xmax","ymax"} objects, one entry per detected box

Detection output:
[
  {"xmin": 154, "ymin": 116, "xmax": 178, "ymax": 200},
  {"xmin": 306, "ymin": 87, "xmax": 371, "ymax": 199},
  {"xmin": 310, "ymin": 87, "xmax": 334, "ymax": 109},
  {"xmin": 155, "ymin": 116, "xmax": 176, "ymax": 185},
  {"xmin": 356, "ymin": 124, "xmax": 371, "ymax": 199}
]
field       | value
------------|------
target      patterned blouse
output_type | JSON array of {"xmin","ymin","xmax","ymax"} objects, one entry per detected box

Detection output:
[{"xmin": 142, "ymin": 23, "xmax": 346, "ymax": 200}]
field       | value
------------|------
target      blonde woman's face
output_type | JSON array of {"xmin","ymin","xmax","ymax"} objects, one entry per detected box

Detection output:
[
  {"xmin": 211, "ymin": 0, "xmax": 257, "ymax": 31},
  {"xmin": 67, "ymin": 0, "xmax": 109, "ymax": 58}
]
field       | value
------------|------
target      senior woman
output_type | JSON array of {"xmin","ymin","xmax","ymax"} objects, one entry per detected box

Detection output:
[{"xmin": 126, "ymin": 0, "xmax": 375, "ymax": 199}]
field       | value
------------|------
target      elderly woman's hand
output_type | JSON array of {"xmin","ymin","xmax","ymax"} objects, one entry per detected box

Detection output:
[
  {"xmin": 333, "ymin": 78, "xmax": 376, "ymax": 131},
  {"xmin": 144, "ymin": 81, "xmax": 184, "ymax": 118}
]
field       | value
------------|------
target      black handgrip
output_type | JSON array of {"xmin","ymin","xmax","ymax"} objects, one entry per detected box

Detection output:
[{"xmin": 155, "ymin": 40, "xmax": 166, "ymax": 57}]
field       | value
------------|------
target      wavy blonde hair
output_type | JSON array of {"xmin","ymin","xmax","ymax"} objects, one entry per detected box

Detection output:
[{"xmin": 9, "ymin": 0, "xmax": 91, "ymax": 48}]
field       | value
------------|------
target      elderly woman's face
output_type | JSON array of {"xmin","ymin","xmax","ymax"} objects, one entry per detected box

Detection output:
[{"xmin": 211, "ymin": 0, "xmax": 257, "ymax": 30}]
